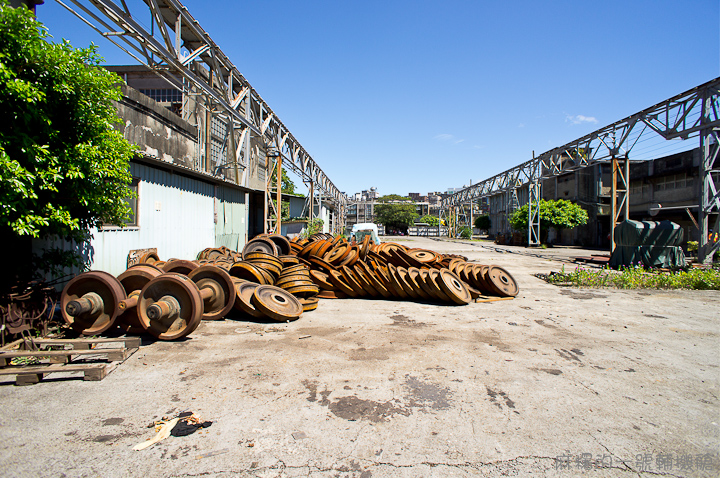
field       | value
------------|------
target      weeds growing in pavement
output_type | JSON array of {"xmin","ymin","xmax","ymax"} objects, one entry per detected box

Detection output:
[{"xmin": 544, "ymin": 264, "xmax": 720, "ymax": 290}]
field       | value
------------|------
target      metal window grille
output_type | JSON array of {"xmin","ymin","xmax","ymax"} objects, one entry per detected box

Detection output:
[{"xmin": 138, "ymin": 88, "xmax": 182, "ymax": 103}]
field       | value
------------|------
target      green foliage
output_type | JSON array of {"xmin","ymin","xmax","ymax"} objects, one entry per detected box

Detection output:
[
  {"xmin": 302, "ymin": 218, "xmax": 324, "ymax": 238},
  {"xmin": 545, "ymin": 265, "xmax": 720, "ymax": 290},
  {"xmin": 510, "ymin": 199, "xmax": 588, "ymax": 233},
  {"xmin": 0, "ymin": 4, "xmax": 135, "ymax": 244},
  {"xmin": 459, "ymin": 226, "xmax": 472, "ymax": 239},
  {"xmin": 270, "ymin": 199, "xmax": 290, "ymax": 220},
  {"xmin": 474, "ymin": 215, "xmax": 491, "ymax": 230},
  {"xmin": 377, "ymin": 194, "xmax": 412, "ymax": 203},
  {"xmin": 687, "ymin": 241, "xmax": 699, "ymax": 252},
  {"xmin": 270, "ymin": 166, "xmax": 297, "ymax": 195},
  {"xmin": 374, "ymin": 203, "xmax": 418, "ymax": 230},
  {"xmin": 417, "ymin": 214, "xmax": 440, "ymax": 226}
]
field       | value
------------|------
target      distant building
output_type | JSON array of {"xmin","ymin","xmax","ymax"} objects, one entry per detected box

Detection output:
[{"xmin": 485, "ymin": 148, "xmax": 717, "ymax": 247}]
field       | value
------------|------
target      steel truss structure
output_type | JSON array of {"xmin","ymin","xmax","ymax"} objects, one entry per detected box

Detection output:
[
  {"xmin": 57, "ymin": 0, "xmax": 347, "ymax": 234},
  {"xmin": 441, "ymin": 77, "xmax": 720, "ymax": 263}
]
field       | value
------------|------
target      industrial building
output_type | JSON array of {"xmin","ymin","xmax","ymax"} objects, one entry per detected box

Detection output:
[
  {"xmin": 33, "ymin": 61, "xmax": 340, "ymax": 277},
  {"xmin": 484, "ymin": 148, "xmax": 716, "ymax": 248}
]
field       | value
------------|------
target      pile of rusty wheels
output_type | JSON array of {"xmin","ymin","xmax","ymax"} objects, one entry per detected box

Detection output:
[
  {"xmin": 61, "ymin": 233, "xmax": 518, "ymax": 339},
  {"xmin": 61, "ymin": 262, "xmax": 237, "ymax": 341}
]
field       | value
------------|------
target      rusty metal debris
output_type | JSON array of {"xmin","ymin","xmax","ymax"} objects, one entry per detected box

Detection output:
[{"xmin": 57, "ymin": 233, "xmax": 519, "ymax": 341}]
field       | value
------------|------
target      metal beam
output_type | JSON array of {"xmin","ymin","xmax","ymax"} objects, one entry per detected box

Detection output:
[
  {"xmin": 57, "ymin": 0, "xmax": 347, "ymax": 230},
  {"xmin": 699, "ymin": 89, "xmax": 720, "ymax": 263},
  {"xmin": 441, "ymin": 77, "xmax": 720, "ymax": 251}
]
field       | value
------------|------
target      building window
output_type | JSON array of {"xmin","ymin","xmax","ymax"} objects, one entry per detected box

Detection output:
[
  {"xmin": 656, "ymin": 173, "xmax": 692, "ymax": 192},
  {"xmin": 138, "ymin": 88, "xmax": 183, "ymax": 103},
  {"xmin": 630, "ymin": 181, "xmax": 649, "ymax": 196},
  {"xmin": 101, "ymin": 177, "xmax": 139, "ymax": 229}
]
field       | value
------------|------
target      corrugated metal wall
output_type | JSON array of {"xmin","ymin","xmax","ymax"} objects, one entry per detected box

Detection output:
[
  {"xmin": 90, "ymin": 163, "xmax": 216, "ymax": 275},
  {"xmin": 214, "ymin": 185, "xmax": 247, "ymax": 251},
  {"xmin": 34, "ymin": 162, "xmax": 248, "ymax": 279}
]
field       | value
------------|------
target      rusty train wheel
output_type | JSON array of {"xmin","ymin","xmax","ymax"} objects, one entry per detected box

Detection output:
[
  {"xmin": 268, "ymin": 234, "xmax": 291, "ymax": 255},
  {"xmin": 235, "ymin": 281, "xmax": 264, "ymax": 318},
  {"xmin": 61, "ymin": 271, "xmax": 127, "ymax": 336},
  {"xmin": 284, "ymin": 283, "xmax": 320, "ymax": 298},
  {"xmin": 139, "ymin": 251, "xmax": 160, "ymax": 264},
  {"xmin": 229, "ymin": 262, "xmax": 268, "ymax": 284},
  {"xmin": 486, "ymin": 266, "xmax": 519, "ymax": 297},
  {"xmin": 162, "ymin": 259, "xmax": 199, "ymax": 275},
  {"xmin": 188, "ymin": 265, "xmax": 236, "ymax": 320},
  {"xmin": 309, "ymin": 270, "xmax": 336, "ymax": 290},
  {"xmin": 340, "ymin": 266, "xmax": 366, "ymax": 297},
  {"xmin": 243, "ymin": 238, "xmax": 278, "ymax": 257},
  {"xmin": 406, "ymin": 267, "xmax": 432, "ymax": 300},
  {"xmin": 299, "ymin": 296, "xmax": 319, "ymax": 312},
  {"xmin": 357, "ymin": 262, "xmax": 392, "ymax": 299},
  {"xmin": 327, "ymin": 270, "xmax": 358, "ymax": 297},
  {"xmin": 138, "ymin": 273, "xmax": 203, "ymax": 340},
  {"xmin": 252, "ymin": 285, "xmax": 303, "ymax": 322},
  {"xmin": 417, "ymin": 269, "xmax": 445, "ymax": 302},
  {"xmin": 434, "ymin": 269, "xmax": 471, "ymax": 305},
  {"xmin": 117, "ymin": 265, "xmax": 163, "ymax": 334},
  {"xmin": 425, "ymin": 269, "xmax": 452, "ymax": 302}
]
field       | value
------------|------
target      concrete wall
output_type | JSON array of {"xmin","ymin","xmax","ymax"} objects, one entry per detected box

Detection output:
[{"xmin": 113, "ymin": 86, "xmax": 198, "ymax": 169}]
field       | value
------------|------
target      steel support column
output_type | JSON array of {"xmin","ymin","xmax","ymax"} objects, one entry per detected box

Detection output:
[
  {"xmin": 528, "ymin": 180, "xmax": 541, "ymax": 246},
  {"xmin": 276, "ymin": 153, "xmax": 282, "ymax": 235},
  {"xmin": 506, "ymin": 187, "xmax": 519, "ymax": 235},
  {"xmin": 699, "ymin": 91, "xmax": 720, "ymax": 263},
  {"xmin": 610, "ymin": 154, "xmax": 630, "ymax": 252},
  {"xmin": 265, "ymin": 149, "xmax": 280, "ymax": 234},
  {"xmin": 469, "ymin": 200, "xmax": 474, "ymax": 238},
  {"xmin": 309, "ymin": 182, "xmax": 314, "ymax": 221}
]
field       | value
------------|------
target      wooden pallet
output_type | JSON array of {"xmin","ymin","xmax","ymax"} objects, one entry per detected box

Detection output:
[
  {"xmin": 474, "ymin": 295, "xmax": 515, "ymax": 303},
  {"xmin": 0, "ymin": 337, "xmax": 140, "ymax": 385}
]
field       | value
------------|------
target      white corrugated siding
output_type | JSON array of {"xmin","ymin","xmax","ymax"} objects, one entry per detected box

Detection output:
[
  {"xmin": 90, "ymin": 163, "xmax": 215, "ymax": 275},
  {"xmin": 33, "ymin": 163, "xmax": 249, "ymax": 279},
  {"xmin": 215, "ymin": 187, "xmax": 247, "ymax": 251}
]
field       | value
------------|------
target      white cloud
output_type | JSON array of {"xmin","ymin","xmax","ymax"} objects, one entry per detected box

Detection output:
[
  {"xmin": 434, "ymin": 133, "xmax": 465, "ymax": 144},
  {"xmin": 566, "ymin": 114, "xmax": 598, "ymax": 125}
]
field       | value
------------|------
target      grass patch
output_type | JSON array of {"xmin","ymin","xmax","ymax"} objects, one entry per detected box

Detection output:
[{"xmin": 542, "ymin": 265, "xmax": 720, "ymax": 290}]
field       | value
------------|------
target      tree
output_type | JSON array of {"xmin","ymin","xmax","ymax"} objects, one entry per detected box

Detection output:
[
  {"xmin": 417, "ymin": 214, "xmax": 440, "ymax": 226},
  {"xmin": 510, "ymin": 199, "xmax": 588, "ymax": 238},
  {"xmin": 374, "ymin": 203, "xmax": 418, "ymax": 232},
  {"xmin": 0, "ymin": 4, "xmax": 135, "ymax": 281},
  {"xmin": 474, "ymin": 215, "xmax": 491, "ymax": 231},
  {"xmin": 270, "ymin": 167, "xmax": 301, "ymax": 220},
  {"xmin": 377, "ymin": 194, "xmax": 412, "ymax": 203},
  {"xmin": 270, "ymin": 166, "xmax": 298, "ymax": 195}
]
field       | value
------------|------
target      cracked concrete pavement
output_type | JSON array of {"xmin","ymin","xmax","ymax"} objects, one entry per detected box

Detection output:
[{"xmin": 0, "ymin": 237, "xmax": 718, "ymax": 477}]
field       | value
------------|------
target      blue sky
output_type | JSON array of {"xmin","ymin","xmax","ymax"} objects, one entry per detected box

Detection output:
[{"xmin": 38, "ymin": 0, "xmax": 719, "ymax": 197}]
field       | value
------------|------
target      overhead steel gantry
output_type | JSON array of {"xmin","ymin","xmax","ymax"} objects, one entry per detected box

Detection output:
[
  {"xmin": 56, "ymin": 0, "xmax": 347, "ymax": 235},
  {"xmin": 441, "ymin": 77, "xmax": 720, "ymax": 263}
]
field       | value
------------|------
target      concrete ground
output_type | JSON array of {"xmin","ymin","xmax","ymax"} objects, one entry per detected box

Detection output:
[{"xmin": 0, "ymin": 237, "xmax": 718, "ymax": 477}]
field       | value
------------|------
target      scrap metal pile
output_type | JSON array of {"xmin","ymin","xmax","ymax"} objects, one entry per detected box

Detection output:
[{"xmin": 60, "ymin": 233, "xmax": 518, "ymax": 341}]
